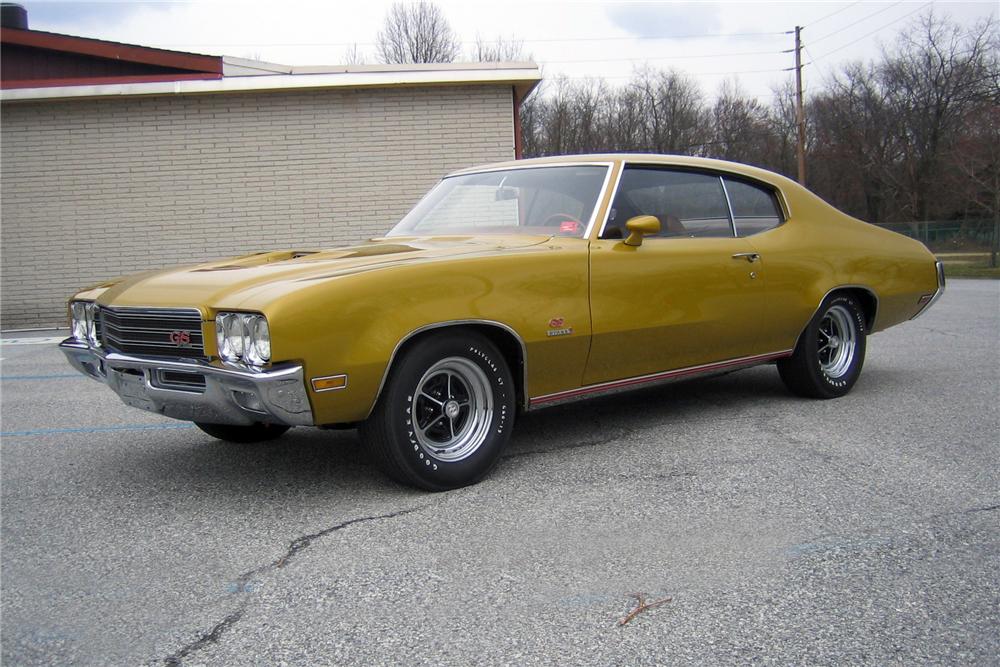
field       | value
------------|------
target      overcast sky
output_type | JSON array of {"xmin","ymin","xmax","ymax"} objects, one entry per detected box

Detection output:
[{"xmin": 19, "ymin": 0, "xmax": 998, "ymax": 101}]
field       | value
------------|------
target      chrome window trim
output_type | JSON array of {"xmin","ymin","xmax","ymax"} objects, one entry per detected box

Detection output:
[
  {"xmin": 719, "ymin": 175, "xmax": 738, "ymax": 237},
  {"xmin": 581, "ymin": 163, "xmax": 616, "ymax": 240},
  {"xmin": 368, "ymin": 319, "xmax": 530, "ymax": 418},
  {"xmin": 601, "ymin": 163, "xmax": 796, "ymax": 240},
  {"xmin": 595, "ymin": 162, "xmax": 626, "ymax": 239},
  {"xmin": 775, "ymin": 186, "xmax": 793, "ymax": 219},
  {"xmin": 721, "ymin": 175, "xmax": 789, "ymax": 237},
  {"xmin": 597, "ymin": 162, "xmax": 742, "ymax": 240},
  {"xmin": 447, "ymin": 161, "xmax": 616, "ymax": 178}
]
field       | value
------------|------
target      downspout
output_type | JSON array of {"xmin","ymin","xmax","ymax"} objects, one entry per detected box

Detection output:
[{"xmin": 512, "ymin": 85, "xmax": 523, "ymax": 160}]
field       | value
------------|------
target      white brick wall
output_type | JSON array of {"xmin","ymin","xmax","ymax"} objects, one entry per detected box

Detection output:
[{"xmin": 0, "ymin": 85, "xmax": 515, "ymax": 328}]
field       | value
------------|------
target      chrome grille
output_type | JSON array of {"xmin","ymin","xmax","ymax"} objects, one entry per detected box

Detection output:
[{"xmin": 99, "ymin": 307, "xmax": 206, "ymax": 359}]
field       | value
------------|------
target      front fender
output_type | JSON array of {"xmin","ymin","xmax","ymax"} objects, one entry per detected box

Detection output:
[{"xmin": 256, "ymin": 241, "xmax": 591, "ymax": 425}]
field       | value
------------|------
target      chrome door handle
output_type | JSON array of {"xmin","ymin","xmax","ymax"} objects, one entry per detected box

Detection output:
[{"xmin": 732, "ymin": 252, "xmax": 760, "ymax": 263}]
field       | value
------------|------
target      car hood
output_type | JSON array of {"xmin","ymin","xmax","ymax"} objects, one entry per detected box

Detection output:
[{"xmin": 95, "ymin": 235, "xmax": 553, "ymax": 312}]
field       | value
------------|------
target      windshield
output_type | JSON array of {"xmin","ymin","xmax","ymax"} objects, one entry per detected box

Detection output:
[{"xmin": 387, "ymin": 165, "xmax": 609, "ymax": 238}]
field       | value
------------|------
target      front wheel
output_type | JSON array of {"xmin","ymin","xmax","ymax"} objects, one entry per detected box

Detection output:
[
  {"xmin": 360, "ymin": 331, "xmax": 515, "ymax": 491},
  {"xmin": 195, "ymin": 421, "xmax": 290, "ymax": 443},
  {"xmin": 778, "ymin": 293, "xmax": 867, "ymax": 399}
]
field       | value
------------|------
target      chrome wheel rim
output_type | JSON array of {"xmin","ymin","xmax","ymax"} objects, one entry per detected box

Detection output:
[
  {"xmin": 817, "ymin": 304, "xmax": 857, "ymax": 379},
  {"xmin": 411, "ymin": 357, "xmax": 493, "ymax": 462}
]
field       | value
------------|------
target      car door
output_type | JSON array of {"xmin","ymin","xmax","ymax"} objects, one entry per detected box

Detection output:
[
  {"xmin": 722, "ymin": 175, "xmax": 806, "ymax": 353},
  {"xmin": 584, "ymin": 165, "xmax": 769, "ymax": 385}
]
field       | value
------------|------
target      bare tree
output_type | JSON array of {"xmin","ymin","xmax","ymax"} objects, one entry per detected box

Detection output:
[
  {"xmin": 472, "ymin": 35, "xmax": 528, "ymax": 62},
  {"xmin": 949, "ymin": 103, "xmax": 1000, "ymax": 265},
  {"xmin": 708, "ymin": 79, "xmax": 770, "ymax": 163},
  {"xmin": 376, "ymin": 2, "xmax": 460, "ymax": 64},
  {"xmin": 630, "ymin": 66, "xmax": 706, "ymax": 154},
  {"xmin": 879, "ymin": 12, "xmax": 997, "ymax": 221},
  {"xmin": 343, "ymin": 43, "xmax": 367, "ymax": 65},
  {"xmin": 810, "ymin": 62, "xmax": 899, "ymax": 222}
]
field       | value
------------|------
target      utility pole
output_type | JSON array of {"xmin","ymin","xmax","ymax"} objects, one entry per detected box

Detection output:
[{"xmin": 794, "ymin": 26, "xmax": 806, "ymax": 185}]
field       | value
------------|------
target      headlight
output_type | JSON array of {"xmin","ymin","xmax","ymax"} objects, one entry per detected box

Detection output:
[
  {"xmin": 70, "ymin": 301, "xmax": 100, "ymax": 347},
  {"xmin": 215, "ymin": 312, "xmax": 270, "ymax": 365},
  {"xmin": 85, "ymin": 302, "xmax": 100, "ymax": 347},
  {"xmin": 247, "ymin": 317, "xmax": 270, "ymax": 365},
  {"xmin": 70, "ymin": 301, "xmax": 88, "ymax": 341}
]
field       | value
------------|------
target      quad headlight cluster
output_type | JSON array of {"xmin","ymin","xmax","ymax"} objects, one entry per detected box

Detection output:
[
  {"xmin": 215, "ymin": 312, "xmax": 270, "ymax": 366},
  {"xmin": 70, "ymin": 301, "xmax": 101, "ymax": 347}
]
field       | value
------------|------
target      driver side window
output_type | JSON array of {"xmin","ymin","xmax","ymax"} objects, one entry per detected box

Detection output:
[{"xmin": 602, "ymin": 167, "xmax": 734, "ymax": 240}]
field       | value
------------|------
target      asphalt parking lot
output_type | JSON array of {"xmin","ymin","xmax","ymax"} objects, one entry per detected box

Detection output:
[{"xmin": 2, "ymin": 279, "xmax": 998, "ymax": 666}]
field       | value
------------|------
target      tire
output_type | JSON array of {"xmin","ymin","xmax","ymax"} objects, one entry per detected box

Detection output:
[
  {"xmin": 195, "ymin": 421, "xmax": 290, "ymax": 443},
  {"xmin": 778, "ymin": 293, "xmax": 867, "ymax": 399},
  {"xmin": 359, "ymin": 331, "xmax": 516, "ymax": 491}
]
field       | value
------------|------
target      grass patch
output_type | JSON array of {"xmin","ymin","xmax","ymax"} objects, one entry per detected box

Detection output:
[{"xmin": 937, "ymin": 254, "xmax": 1000, "ymax": 279}]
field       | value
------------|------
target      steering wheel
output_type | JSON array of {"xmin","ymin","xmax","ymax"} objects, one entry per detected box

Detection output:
[{"xmin": 542, "ymin": 212, "xmax": 581, "ymax": 228}]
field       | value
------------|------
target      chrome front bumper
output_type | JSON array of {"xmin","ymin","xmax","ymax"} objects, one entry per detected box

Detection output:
[{"xmin": 60, "ymin": 339, "xmax": 314, "ymax": 427}]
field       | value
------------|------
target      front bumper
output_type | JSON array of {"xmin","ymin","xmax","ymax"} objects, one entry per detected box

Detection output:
[{"xmin": 60, "ymin": 339, "xmax": 314, "ymax": 426}]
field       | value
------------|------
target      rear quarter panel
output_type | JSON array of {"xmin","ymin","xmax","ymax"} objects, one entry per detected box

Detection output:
[{"xmin": 749, "ymin": 185, "xmax": 939, "ymax": 352}]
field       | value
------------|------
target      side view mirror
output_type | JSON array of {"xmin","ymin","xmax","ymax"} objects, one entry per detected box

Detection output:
[{"xmin": 623, "ymin": 215, "xmax": 661, "ymax": 247}]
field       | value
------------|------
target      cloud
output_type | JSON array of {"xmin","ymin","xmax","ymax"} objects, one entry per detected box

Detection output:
[
  {"xmin": 22, "ymin": 1, "xmax": 165, "ymax": 34},
  {"xmin": 606, "ymin": 2, "xmax": 722, "ymax": 38}
]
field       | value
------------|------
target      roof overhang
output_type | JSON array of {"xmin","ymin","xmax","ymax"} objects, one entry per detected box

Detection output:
[
  {"xmin": 0, "ymin": 61, "xmax": 542, "ymax": 103},
  {"xmin": 0, "ymin": 26, "xmax": 222, "ymax": 74}
]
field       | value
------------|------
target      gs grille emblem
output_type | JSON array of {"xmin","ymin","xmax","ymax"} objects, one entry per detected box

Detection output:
[{"xmin": 169, "ymin": 330, "xmax": 192, "ymax": 346}]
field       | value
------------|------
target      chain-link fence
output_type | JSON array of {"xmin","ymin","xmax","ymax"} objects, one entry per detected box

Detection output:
[{"xmin": 874, "ymin": 219, "xmax": 998, "ymax": 253}]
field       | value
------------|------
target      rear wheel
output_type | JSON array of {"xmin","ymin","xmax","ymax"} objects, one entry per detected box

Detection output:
[
  {"xmin": 778, "ymin": 293, "xmax": 867, "ymax": 399},
  {"xmin": 360, "ymin": 331, "xmax": 515, "ymax": 491},
  {"xmin": 195, "ymin": 422, "xmax": 290, "ymax": 443}
]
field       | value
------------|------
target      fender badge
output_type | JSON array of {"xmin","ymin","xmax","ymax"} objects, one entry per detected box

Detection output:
[
  {"xmin": 548, "ymin": 317, "xmax": 565, "ymax": 328},
  {"xmin": 546, "ymin": 328, "xmax": 573, "ymax": 337}
]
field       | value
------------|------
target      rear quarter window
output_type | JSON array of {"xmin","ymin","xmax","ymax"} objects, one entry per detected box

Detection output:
[{"xmin": 724, "ymin": 177, "xmax": 784, "ymax": 237}]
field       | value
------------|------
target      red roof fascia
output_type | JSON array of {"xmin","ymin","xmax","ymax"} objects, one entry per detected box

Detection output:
[
  {"xmin": 2, "ymin": 72, "xmax": 223, "ymax": 89},
  {"xmin": 0, "ymin": 27, "xmax": 222, "ymax": 74}
]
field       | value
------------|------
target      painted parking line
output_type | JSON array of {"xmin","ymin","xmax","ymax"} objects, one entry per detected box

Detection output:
[
  {"xmin": 1, "ymin": 374, "xmax": 86, "ymax": 381},
  {"xmin": 1, "ymin": 336, "xmax": 66, "ymax": 346},
  {"xmin": 1, "ymin": 423, "xmax": 195, "ymax": 438}
]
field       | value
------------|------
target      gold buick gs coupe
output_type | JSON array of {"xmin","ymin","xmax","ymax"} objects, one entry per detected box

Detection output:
[{"xmin": 62, "ymin": 154, "xmax": 944, "ymax": 490}]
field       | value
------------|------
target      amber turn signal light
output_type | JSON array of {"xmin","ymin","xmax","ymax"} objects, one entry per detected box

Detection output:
[{"xmin": 311, "ymin": 375, "xmax": 348, "ymax": 392}]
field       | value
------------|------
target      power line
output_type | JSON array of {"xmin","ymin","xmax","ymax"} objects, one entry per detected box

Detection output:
[
  {"xmin": 156, "ymin": 31, "xmax": 789, "ymax": 50},
  {"xmin": 803, "ymin": 44, "xmax": 826, "ymax": 80},
  {"xmin": 811, "ymin": 0, "xmax": 906, "ymax": 45},
  {"xmin": 807, "ymin": 1, "xmax": 863, "ymax": 28},
  {"xmin": 541, "ymin": 49, "xmax": 784, "ymax": 65},
  {"xmin": 812, "ymin": 0, "xmax": 934, "ymax": 62},
  {"xmin": 564, "ymin": 67, "xmax": 793, "ymax": 81}
]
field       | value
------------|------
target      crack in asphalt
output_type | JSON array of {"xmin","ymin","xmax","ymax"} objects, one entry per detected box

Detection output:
[
  {"xmin": 159, "ymin": 506, "xmax": 426, "ymax": 666},
  {"xmin": 914, "ymin": 325, "xmax": 963, "ymax": 338},
  {"xmin": 163, "ymin": 609, "xmax": 245, "ymax": 667},
  {"xmin": 965, "ymin": 504, "xmax": 1000, "ymax": 513}
]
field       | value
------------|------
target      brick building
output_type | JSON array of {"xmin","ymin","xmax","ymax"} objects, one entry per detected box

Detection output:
[{"xmin": 0, "ymin": 8, "xmax": 540, "ymax": 328}]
